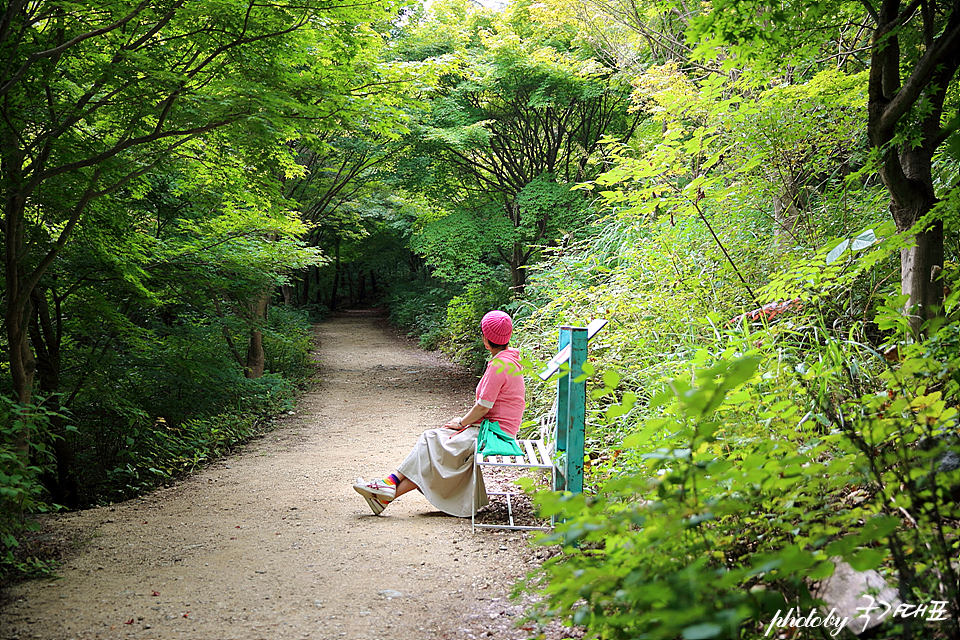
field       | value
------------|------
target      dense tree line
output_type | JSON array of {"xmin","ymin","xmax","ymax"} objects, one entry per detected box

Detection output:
[{"xmin": 0, "ymin": 0, "xmax": 418, "ymax": 571}]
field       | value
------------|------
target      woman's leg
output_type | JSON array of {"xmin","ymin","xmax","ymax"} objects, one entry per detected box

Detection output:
[{"xmin": 393, "ymin": 472, "xmax": 419, "ymax": 499}]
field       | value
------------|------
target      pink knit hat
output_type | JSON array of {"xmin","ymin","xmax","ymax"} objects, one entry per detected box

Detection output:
[{"xmin": 481, "ymin": 310, "xmax": 513, "ymax": 345}]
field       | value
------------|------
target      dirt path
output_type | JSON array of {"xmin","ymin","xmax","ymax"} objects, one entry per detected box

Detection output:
[{"xmin": 0, "ymin": 315, "xmax": 562, "ymax": 640}]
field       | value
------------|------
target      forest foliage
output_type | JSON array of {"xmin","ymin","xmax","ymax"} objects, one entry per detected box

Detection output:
[{"xmin": 2, "ymin": 0, "xmax": 960, "ymax": 638}]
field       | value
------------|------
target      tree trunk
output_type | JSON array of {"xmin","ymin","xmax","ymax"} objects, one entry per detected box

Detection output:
[
  {"xmin": 865, "ymin": 0, "xmax": 959, "ymax": 332},
  {"xmin": 29, "ymin": 288, "xmax": 61, "ymax": 395},
  {"xmin": 245, "ymin": 330, "xmax": 266, "ymax": 379},
  {"xmin": 772, "ymin": 179, "xmax": 805, "ymax": 249},
  {"xmin": 3, "ymin": 192, "xmax": 36, "ymax": 458},
  {"xmin": 891, "ymin": 193, "xmax": 943, "ymax": 329},
  {"xmin": 3, "ymin": 123, "xmax": 33, "ymax": 408},
  {"xmin": 899, "ymin": 222, "xmax": 945, "ymax": 323},
  {"xmin": 328, "ymin": 238, "xmax": 341, "ymax": 310},
  {"xmin": 510, "ymin": 243, "xmax": 527, "ymax": 293},
  {"xmin": 244, "ymin": 288, "xmax": 271, "ymax": 379},
  {"xmin": 877, "ymin": 145, "xmax": 942, "ymax": 333},
  {"xmin": 6, "ymin": 294, "xmax": 35, "ymax": 407},
  {"xmin": 28, "ymin": 287, "xmax": 79, "ymax": 506}
]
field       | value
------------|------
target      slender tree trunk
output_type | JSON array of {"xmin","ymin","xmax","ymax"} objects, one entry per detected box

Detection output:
[
  {"xmin": 29, "ymin": 287, "xmax": 79, "ymax": 507},
  {"xmin": 5, "ymin": 292, "xmax": 35, "ymax": 407},
  {"xmin": 3, "ymin": 125, "xmax": 31, "ymax": 401},
  {"xmin": 890, "ymin": 186, "xmax": 943, "ymax": 326},
  {"xmin": 281, "ymin": 284, "xmax": 294, "ymax": 305},
  {"xmin": 244, "ymin": 288, "xmax": 271, "ymax": 379},
  {"xmin": 899, "ymin": 221, "xmax": 944, "ymax": 320},
  {"xmin": 511, "ymin": 243, "xmax": 527, "ymax": 293},
  {"xmin": 772, "ymin": 179, "xmax": 805, "ymax": 249},
  {"xmin": 245, "ymin": 330, "xmax": 266, "ymax": 379},
  {"xmin": 328, "ymin": 238, "xmax": 341, "ymax": 310},
  {"xmin": 3, "ymin": 189, "xmax": 36, "ymax": 458},
  {"xmin": 876, "ymin": 144, "xmax": 942, "ymax": 330}
]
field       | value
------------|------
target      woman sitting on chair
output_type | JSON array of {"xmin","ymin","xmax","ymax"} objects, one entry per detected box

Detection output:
[{"xmin": 353, "ymin": 310, "xmax": 525, "ymax": 517}]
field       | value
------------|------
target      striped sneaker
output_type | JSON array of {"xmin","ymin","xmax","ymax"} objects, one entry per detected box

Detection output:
[
  {"xmin": 353, "ymin": 477, "xmax": 397, "ymax": 501},
  {"xmin": 353, "ymin": 478, "xmax": 393, "ymax": 515},
  {"xmin": 361, "ymin": 493, "xmax": 387, "ymax": 515}
]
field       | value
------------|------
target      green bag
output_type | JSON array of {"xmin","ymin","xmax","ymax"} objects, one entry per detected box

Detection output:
[{"xmin": 477, "ymin": 419, "xmax": 523, "ymax": 457}]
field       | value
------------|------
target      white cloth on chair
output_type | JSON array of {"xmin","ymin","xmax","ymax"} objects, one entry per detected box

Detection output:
[{"xmin": 398, "ymin": 426, "xmax": 489, "ymax": 517}]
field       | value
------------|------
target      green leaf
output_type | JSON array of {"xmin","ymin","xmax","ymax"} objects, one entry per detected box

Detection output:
[
  {"xmin": 623, "ymin": 418, "xmax": 667, "ymax": 448},
  {"xmin": 602, "ymin": 370, "xmax": 620, "ymax": 389},
  {"xmin": 858, "ymin": 515, "xmax": 899, "ymax": 543},
  {"xmin": 848, "ymin": 548, "xmax": 886, "ymax": 571}
]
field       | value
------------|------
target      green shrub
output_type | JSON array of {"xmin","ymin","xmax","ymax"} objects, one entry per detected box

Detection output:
[
  {"xmin": 75, "ymin": 373, "xmax": 296, "ymax": 503},
  {"xmin": 0, "ymin": 400, "xmax": 63, "ymax": 580},
  {"xmin": 524, "ymin": 264, "xmax": 960, "ymax": 639},
  {"xmin": 385, "ymin": 278, "xmax": 462, "ymax": 348},
  {"xmin": 264, "ymin": 306, "xmax": 314, "ymax": 380},
  {"xmin": 301, "ymin": 302, "xmax": 330, "ymax": 323},
  {"xmin": 441, "ymin": 279, "xmax": 512, "ymax": 373}
]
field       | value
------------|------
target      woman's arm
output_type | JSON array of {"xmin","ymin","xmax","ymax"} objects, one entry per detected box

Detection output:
[{"xmin": 443, "ymin": 402, "xmax": 490, "ymax": 429}]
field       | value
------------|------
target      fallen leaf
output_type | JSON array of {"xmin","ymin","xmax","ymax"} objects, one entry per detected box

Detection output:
[{"xmin": 124, "ymin": 619, "xmax": 135, "ymax": 625}]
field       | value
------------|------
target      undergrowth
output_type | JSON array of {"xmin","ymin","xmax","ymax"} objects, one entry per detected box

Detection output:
[
  {"xmin": 516, "ymin": 222, "xmax": 960, "ymax": 639},
  {"xmin": 0, "ymin": 307, "xmax": 315, "ymax": 583}
]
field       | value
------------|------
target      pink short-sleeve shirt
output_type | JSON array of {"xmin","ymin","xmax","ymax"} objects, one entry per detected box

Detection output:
[{"xmin": 474, "ymin": 348, "xmax": 525, "ymax": 436}]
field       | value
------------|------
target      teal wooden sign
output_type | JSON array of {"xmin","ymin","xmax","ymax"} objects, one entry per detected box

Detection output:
[{"xmin": 538, "ymin": 319, "xmax": 607, "ymax": 495}]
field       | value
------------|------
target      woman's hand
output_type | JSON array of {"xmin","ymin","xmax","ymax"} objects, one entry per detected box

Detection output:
[{"xmin": 443, "ymin": 402, "xmax": 491, "ymax": 430}]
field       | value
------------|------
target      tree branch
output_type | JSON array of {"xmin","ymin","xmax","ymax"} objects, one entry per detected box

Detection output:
[
  {"xmin": 877, "ymin": 16, "xmax": 960, "ymax": 137},
  {"xmin": 859, "ymin": 0, "xmax": 880, "ymax": 23},
  {"xmin": 0, "ymin": 0, "xmax": 152, "ymax": 98},
  {"xmin": 30, "ymin": 119, "xmax": 235, "ymax": 191},
  {"xmin": 18, "ymin": 134, "xmax": 206, "ymax": 310}
]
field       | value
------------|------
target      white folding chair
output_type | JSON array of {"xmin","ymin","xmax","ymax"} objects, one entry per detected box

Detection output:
[{"xmin": 471, "ymin": 402, "xmax": 557, "ymax": 532}]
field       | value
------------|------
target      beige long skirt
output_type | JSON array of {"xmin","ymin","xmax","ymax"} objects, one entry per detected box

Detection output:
[{"xmin": 397, "ymin": 426, "xmax": 488, "ymax": 517}]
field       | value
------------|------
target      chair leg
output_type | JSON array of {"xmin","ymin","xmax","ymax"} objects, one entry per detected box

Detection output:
[
  {"xmin": 552, "ymin": 466, "xmax": 557, "ymax": 528},
  {"xmin": 472, "ymin": 442, "xmax": 479, "ymax": 533}
]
